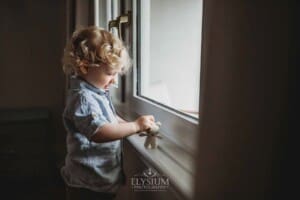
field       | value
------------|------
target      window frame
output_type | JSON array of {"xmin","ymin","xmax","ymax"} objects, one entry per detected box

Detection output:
[{"xmin": 112, "ymin": 0, "xmax": 202, "ymax": 157}]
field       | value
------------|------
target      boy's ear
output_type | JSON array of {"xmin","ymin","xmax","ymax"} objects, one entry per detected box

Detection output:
[
  {"xmin": 79, "ymin": 65, "xmax": 88, "ymax": 74},
  {"xmin": 78, "ymin": 60, "xmax": 89, "ymax": 74}
]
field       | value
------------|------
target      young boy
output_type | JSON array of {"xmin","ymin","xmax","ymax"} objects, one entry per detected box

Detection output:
[{"xmin": 61, "ymin": 26, "xmax": 155, "ymax": 200}]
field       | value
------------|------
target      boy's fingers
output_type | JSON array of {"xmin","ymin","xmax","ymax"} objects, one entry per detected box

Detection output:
[{"xmin": 148, "ymin": 115, "xmax": 155, "ymax": 122}]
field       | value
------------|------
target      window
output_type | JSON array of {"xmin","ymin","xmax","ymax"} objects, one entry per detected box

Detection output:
[
  {"xmin": 137, "ymin": 0, "xmax": 202, "ymax": 119},
  {"xmin": 97, "ymin": 0, "xmax": 203, "ymax": 198},
  {"xmin": 99, "ymin": 0, "xmax": 203, "ymax": 157}
]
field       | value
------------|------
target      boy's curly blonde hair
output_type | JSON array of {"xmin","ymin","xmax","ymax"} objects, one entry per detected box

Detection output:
[{"xmin": 62, "ymin": 26, "xmax": 131, "ymax": 75}]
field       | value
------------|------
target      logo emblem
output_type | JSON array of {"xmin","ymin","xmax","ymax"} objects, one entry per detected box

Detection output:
[
  {"xmin": 143, "ymin": 168, "xmax": 156, "ymax": 177},
  {"xmin": 131, "ymin": 168, "xmax": 169, "ymax": 192}
]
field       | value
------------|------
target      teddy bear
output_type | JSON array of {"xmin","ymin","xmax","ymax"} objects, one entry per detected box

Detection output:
[{"xmin": 139, "ymin": 121, "xmax": 162, "ymax": 149}]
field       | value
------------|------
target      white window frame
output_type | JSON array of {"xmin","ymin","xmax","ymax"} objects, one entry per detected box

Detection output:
[{"xmin": 114, "ymin": 0, "xmax": 201, "ymax": 155}]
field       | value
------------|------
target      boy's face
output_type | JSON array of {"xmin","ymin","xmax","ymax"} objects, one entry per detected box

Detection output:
[{"xmin": 88, "ymin": 66, "xmax": 121, "ymax": 90}]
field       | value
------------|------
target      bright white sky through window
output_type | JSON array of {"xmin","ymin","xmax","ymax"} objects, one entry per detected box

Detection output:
[{"xmin": 138, "ymin": 0, "xmax": 202, "ymax": 118}]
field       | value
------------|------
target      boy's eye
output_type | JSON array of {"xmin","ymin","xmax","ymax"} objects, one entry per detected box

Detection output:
[{"xmin": 106, "ymin": 72, "xmax": 117, "ymax": 76}]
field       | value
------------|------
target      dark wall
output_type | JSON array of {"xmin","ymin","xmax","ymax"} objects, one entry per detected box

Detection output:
[
  {"xmin": 0, "ymin": 1, "xmax": 67, "ymax": 165},
  {"xmin": 195, "ymin": 0, "xmax": 290, "ymax": 199}
]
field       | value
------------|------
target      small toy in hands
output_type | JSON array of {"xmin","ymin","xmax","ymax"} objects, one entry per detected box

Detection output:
[{"xmin": 139, "ymin": 121, "xmax": 162, "ymax": 149}]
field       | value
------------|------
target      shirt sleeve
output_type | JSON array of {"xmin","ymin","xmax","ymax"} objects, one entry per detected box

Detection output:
[{"xmin": 72, "ymin": 93, "xmax": 109, "ymax": 140}]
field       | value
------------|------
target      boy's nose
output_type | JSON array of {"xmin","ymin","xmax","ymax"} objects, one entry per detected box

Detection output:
[{"xmin": 111, "ymin": 76, "xmax": 117, "ymax": 84}]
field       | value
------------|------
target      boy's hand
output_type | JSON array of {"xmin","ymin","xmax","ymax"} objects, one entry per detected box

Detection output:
[{"xmin": 135, "ymin": 115, "xmax": 155, "ymax": 132}]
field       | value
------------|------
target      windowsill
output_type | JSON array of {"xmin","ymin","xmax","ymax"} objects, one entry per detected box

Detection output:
[
  {"xmin": 116, "ymin": 107, "xmax": 195, "ymax": 200},
  {"xmin": 126, "ymin": 134, "xmax": 194, "ymax": 200}
]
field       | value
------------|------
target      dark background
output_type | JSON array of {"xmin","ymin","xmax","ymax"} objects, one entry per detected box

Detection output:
[{"xmin": 0, "ymin": 0, "xmax": 295, "ymax": 200}]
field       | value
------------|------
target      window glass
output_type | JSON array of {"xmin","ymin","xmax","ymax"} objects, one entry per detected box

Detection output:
[{"xmin": 137, "ymin": 0, "xmax": 202, "ymax": 118}]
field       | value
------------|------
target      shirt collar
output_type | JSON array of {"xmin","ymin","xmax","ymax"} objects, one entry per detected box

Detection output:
[{"xmin": 69, "ymin": 75, "xmax": 107, "ymax": 96}]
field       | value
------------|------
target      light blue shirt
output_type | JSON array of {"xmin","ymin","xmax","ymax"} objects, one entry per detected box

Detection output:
[{"xmin": 61, "ymin": 76, "xmax": 125, "ymax": 193}]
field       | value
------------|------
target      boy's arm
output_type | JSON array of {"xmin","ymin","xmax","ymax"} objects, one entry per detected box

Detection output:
[
  {"xmin": 90, "ymin": 115, "xmax": 154, "ymax": 143},
  {"xmin": 90, "ymin": 122, "xmax": 139, "ymax": 143}
]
